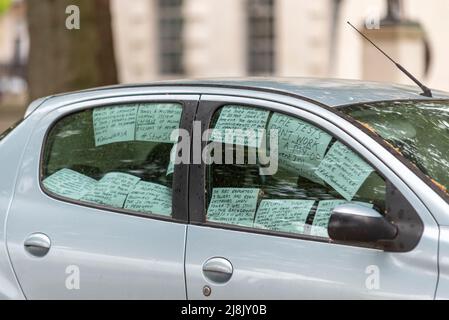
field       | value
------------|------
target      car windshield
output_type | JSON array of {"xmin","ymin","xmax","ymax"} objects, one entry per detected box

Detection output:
[{"xmin": 341, "ymin": 100, "xmax": 449, "ymax": 194}]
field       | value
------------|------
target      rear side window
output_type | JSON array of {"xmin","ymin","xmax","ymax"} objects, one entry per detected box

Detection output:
[{"xmin": 42, "ymin": 103, "xmax": 183, "ymax": 218}]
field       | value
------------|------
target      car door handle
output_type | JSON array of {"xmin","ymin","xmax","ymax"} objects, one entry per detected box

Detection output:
[
  {"xmin": 202, "ymin": 257, "xmax": 233, "ymax": 284},
  {"xmin": 24, "ymin": 233, "xmax": 51, "ymax": 257}
]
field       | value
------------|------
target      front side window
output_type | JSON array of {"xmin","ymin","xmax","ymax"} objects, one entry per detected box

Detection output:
[
  {"xmin": 42, "ymin": 103, "xmax": 183, "ymax": 218},
  {"xmin": 341, "ymin": 101, "xmax": 449, "ymax": 196},
  {"xmin": 205, "ymin": 105, "xmax": 386, "ymax": 239}
]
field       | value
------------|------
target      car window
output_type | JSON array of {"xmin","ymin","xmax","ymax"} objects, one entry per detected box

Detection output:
[
  {"xmin": 205, "ymin": 105, "xmax": 386, "ymax": 239},
  {"xmin": 341, "ymin": 100, "xmax": 449, "ymax": 196},
  {"xmin": 42, "ymin": 103, "xmax": 183, "ymax": 218}
]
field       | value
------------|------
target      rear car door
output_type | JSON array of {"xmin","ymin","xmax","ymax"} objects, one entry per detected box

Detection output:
[
  {"xmin": 6, "ymin": 94, "xmax": 198, "ymax": 299},
  {"xmin": 185, "ymin": 95, "xmax": 439, "ymax": 299}
]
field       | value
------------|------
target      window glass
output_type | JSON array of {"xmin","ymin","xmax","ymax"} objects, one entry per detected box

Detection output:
[
  {"xmin": 42, "ymin": 103, "xmax": 183, "ymax": 218},
  {"xmin": 341, "ymin": 100, "xmax": 449, "ymax": 195},
  {"xmin": 206, "ymin": 106, "xmax": 386, "ymax": 239}
]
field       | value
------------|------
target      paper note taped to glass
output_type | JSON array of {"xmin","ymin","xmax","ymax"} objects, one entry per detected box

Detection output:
[
  {"xmin": 268, "ymin": 113, "xmax": 333, "ymax": 184},
  {"xmin": 207, "ymin": 188, "xmax": 260, "ymax": 227},
  {"xmin": 315, "ymin": 141, "xmax": 374, "ymax": 201},
  {"xmin": 124, "ymin": 181, "xmax": 172, "ymax": 216},
  {"xmin": 254, "ymin": 199, "xmax": 315, "ymax": 234},
  {"xmin": 135, "ymin": 104, "xmax": 183, "ymax": 143},
  {"xmin": 43, "ymin": 168, "xmax": 97, "ymax": 200},
  {"xmin": 81, "ymin": 172, "xmax": 141, "ymax": 208},
  {"xmin": 93, "ymin": 103, "xmax": 182, "ymax": 146},
  {"xmin": 209, "ymin": 106, "xmax": 270, "ymax": 148},
  {"xmin": 310, "ymin": 199, "xmax": 374, "ymax": 238},
  {"xmin": 93, "ymin": 105, "xmax": 139, "ymax": 146}
]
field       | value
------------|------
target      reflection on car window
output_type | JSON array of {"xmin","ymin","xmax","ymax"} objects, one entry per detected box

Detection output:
[
  {"xmin": 42, "ymin": 103, "xmax": 183, "ymax": 217},
  {"xmin": 206, "ymin": 106, "xmax": 386, "ymax": 239},
  {"xmin": 341, "ymin": 100, "xmax": 449, "ymax": 196}
]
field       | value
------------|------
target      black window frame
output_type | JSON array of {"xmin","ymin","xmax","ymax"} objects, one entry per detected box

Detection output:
[
  {"xmin": 39, "ymin": 99, "xmax": 198, "ymax": 224},
  {"xmin": 189, "ymin": 98, "xmax": 423, "ymax": 252}
]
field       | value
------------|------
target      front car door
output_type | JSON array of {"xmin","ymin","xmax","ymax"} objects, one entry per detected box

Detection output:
[
  {"xmin": 185, "ymin": 94, "xmax": 439, "ymax": 299},
  {"xmin": 6, "ymin": 93, "xmax": 198, "ymax": 299}
]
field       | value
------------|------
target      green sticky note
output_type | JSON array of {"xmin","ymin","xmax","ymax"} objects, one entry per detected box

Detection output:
[
  {"xmin": 81, "ymin": 172, "xmax": 141, "ymax": 208},
  {"xmin": 254, "ymin": 199, "xmax": 315, "ymax": 234},
  {"xmin": 315, "ymin": 142, "xmax": 374, "ymax": 201},
  {"xmin": 310, "ymin": 200, "xmax": 346, "ymax": 238},
  {"xmin": 124, "ymin": 181, "xmax": 172, "ymax": 216},
  {"xmin": 43, "ymin": 169, "xmax": 97, "ymax": 200},
  {"xmin": 135, "ymin": 103, "xmax": 182, "ymax": 143},
  {"xmin": 93, "ymin": 105, "xmax": 138, "ymax": 146},
  {"xmin": 166, "ymin": 144, "xmax": 177, "ymax": 176},
  {"xmin": 210, "ymin": 106, "xmax": 270, "ymax": 148},
  {"xmin": 268, "ymin": 113, "xmax": 332, "ymax": 183},
  {"xmin": 310, "ymin": 199, "xmax": 374, "ymax": 238},
  {"xmin": 207, "ymin": 188, "xmax": 260, "ymax": 226}
]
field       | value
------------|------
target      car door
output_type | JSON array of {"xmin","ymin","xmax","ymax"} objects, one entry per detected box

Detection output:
[
  {"xmin": 6, "ymin": 94, "xmax": 199, "ymax": 299},
  {"xmin": 185, "ymin": 94, "xmax": 439, "ymax": 300}
]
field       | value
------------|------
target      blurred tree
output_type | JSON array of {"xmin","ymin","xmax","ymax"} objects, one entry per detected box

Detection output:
[
  {"xmin": 27, "ymin": 0, "xmax": 118, "ymax": 101},
  {"xmin": 0, "ymin": 0, "xmax": 11, "ymax": 15}
]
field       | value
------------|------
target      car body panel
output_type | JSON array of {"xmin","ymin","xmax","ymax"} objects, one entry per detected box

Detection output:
[
  {"xmin": 0, "ymin": 120, "xmax": 32, "ymax": 299},
  {"xmin": 27, "ymin": 78, "xmax": 449, "ymax": 113},
  {"xmin": 4, "ymin": 94, "xmax": 199, "ymax": 299},
  {"xmin": 185, "ymin": 95, "xmax": 439, "ymax": 299},
  {"xmin": 1, "ymin": 78, "xmax": 448, "ymax": 299},
  {"xmin": 436, "ymin": 227, "xmax": 449, "ymax": 299}
]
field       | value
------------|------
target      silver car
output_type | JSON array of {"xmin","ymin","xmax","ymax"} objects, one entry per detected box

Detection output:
[{"xmin": 1, "ymin": 78, "xmax": 449, "ymax": 300}]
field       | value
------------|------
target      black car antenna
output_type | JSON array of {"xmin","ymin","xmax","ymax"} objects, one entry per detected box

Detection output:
[{"xmin": 347, "ymin": 21, "xmax": 432, "ymax": 98}]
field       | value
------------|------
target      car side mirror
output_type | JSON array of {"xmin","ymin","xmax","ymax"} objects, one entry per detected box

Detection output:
[{"xmin": 328, "ymin": 204, "xmax": 398, "ymax": 243}]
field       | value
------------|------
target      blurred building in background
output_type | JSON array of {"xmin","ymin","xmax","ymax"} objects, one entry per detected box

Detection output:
[
  {"xmin": 0, "ymin": 0, "xmax": 27, "ymax": 130},
  {"xmin": 1, "ymin": 0, "xmax": 449, "ymax": 132},
  {"xmin": 110, "ymin": 0, "xmax": 449, "ymax": 92},
  {"xmin": 0, "ymin": 0, "xmax": 27, "ymax": 97}
]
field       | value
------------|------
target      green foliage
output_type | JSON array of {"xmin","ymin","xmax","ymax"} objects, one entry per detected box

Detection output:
[{"xmin": 0, "ymin": 0, "xmax": 11, "ymax": 15}]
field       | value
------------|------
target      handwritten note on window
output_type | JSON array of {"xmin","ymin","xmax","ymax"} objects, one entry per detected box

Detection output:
[
  {"xmin": 210, "ymin": 106, "xmax": 270, "ymax": 148},
  {"xmin": 81, "ymin": 172, "xmax": 141, "ymax": 208},
  {"xmin": 310, "ymin": 199, "xmax": 374, "ymax": 238},
  {"xmin": 207, "ymin": 188, "xmax": 260, "ymax": 226},
  {"xmin": 254, "ymin": 199, "xmax": 315, "ymax": 234},
  {"xmin": 135, "ymin": 103, "xmax": 182, "ymax": 143},
  {"xmin": 93, "ymin": 105, "xmax": 138, "ymax": 146},
  {"xmin": 315, "ymin": 141, "xmax": 374, "ymax": 201},
  {"xmin": 124, "ymin": 181, "xmax": 172, "ymax": 216},
  {"xmin": 43, "ymin": 169, "xmax": 97, "ymax": 200},
  {"xmin": 268, "ymin": 113, "xmax": 332, "ymax": 183}
]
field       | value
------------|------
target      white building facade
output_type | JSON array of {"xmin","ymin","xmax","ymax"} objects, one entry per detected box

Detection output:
[{"xmin": 110, "ymin": 0, "xmax": 449, "ymax": 91}]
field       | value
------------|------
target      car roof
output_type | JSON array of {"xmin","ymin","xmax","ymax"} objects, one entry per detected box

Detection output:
[{"xmin": 27, "ymin": 77, "xmax": 449, "ymax": 116}]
